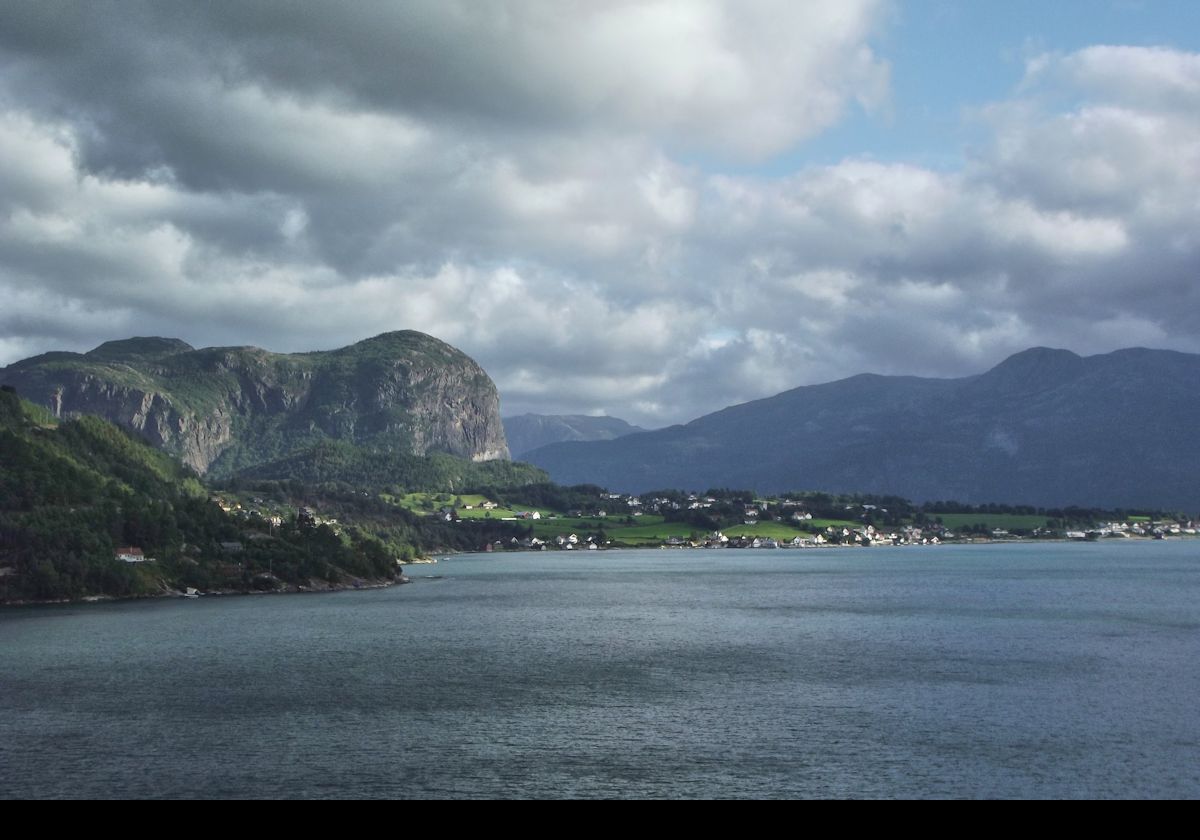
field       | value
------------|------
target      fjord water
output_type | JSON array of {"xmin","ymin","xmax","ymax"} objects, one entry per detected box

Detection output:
[{"xmin": 2, "ymin": 542, "xmax": 1198, "ymax": 799}]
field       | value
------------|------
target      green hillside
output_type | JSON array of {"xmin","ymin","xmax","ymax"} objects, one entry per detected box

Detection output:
[
  {"xmin": 0, "ymin": 331, "xmax": 511, "ymax": 476},
  {"xmin": 233, "ymin": 439, "xmax": 547, "ymax": 492},
  {"xmin": 0, "ymin": 387, "xmax": 405, "ymax": 601}
]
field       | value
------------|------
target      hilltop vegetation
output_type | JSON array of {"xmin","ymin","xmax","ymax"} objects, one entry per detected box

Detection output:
[
  {"xmin": 1, "ymin": 386, "xmax": 232, "ymax": 600},
  {"xmin": 0, "ymin": 331, "xmax": 510, "ymax": 476},
  {"xmin": 0, "ymin": 387, "xmax": 534, "ymax": 602},
  {"xmin": 232, "ymin": 439, "xmax": 546, "ymax": 492}
]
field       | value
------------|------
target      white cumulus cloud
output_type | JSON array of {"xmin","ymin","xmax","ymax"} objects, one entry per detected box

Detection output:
[{"xmin": 0, "ymin": 9, "xmax": 1197, "ymax": 429}]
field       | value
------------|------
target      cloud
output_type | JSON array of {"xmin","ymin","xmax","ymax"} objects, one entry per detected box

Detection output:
[
  {"xmin": 0, "ymin": 10, "xmax": 1198, "ymax": 429},
  {"xmin": 0, "ymin": 1, "xmax": 888, "ymax": 166},
  {"xmin": 181, "ymin": 0, "xmax": 889, "ymax": 159},
  {"xmin": 1029, "ymin": 44, "xmax": 1200, "ymax": 111}
]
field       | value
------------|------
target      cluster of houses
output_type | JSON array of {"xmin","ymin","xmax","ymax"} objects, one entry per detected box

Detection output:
[
  {"xmin": 476, "ymin": 524, "xmax": 938, "ymax": 553},
  {"xmin": 202, "ymin": 491, "xmax": 1200, "ymax": 560},
  {"xmin": 211, "ymin": 496, "xmax": 284, "ymax": 529},
  {"xmin": 115, "ymin": 495, "xmax": 341, "ymax": 566},
  {"xmin": 497, "ymin": 533, "xmax": 603, "ymax": 551},
  {"xmin": 667, "ymin": 524, "xmax": 943, "ymax": 550},
  {"xmin": 1066, "ymin": 521, "xmax": 1198, "ymax": 540}
]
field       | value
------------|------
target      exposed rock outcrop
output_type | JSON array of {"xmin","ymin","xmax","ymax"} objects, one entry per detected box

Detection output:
[{"xmin": 0, "ymin": 331, "xmax": 509, "ymax": 474}]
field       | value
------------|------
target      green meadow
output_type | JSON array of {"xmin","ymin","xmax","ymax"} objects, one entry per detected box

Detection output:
[{"xmin": 933, "ymin": 513, "xmax": 1051, "ymax": 531}]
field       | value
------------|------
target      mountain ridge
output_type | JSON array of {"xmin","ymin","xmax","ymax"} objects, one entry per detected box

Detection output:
[
  {"xmin": 0, "ymin": 331, "xmax": 510, "ymax": 475},
  {"xmin": 503, "ymin": 413, "xmax": 646, "ymax": 458},
  {"xmin": 524, "ymin": 346, "xmax": 1200, "ymax": 510}
]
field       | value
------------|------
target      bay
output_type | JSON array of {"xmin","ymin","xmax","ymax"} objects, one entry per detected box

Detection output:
[{"xmin": 2, "ymin": 540, "xmax": 1198, "ymax": 799}]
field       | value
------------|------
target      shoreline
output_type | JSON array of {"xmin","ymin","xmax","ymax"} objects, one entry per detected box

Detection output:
[
  {"xmin": 1, "ymin": 573, "xmax": 406, "ymax": 609},
  {"xmin": 5, "ymin": 536, "xmax": 1191, "ymax": 606},
  {"xmin": 434, "ymin": 531, "xmax": 1198, "ymax": 559}
]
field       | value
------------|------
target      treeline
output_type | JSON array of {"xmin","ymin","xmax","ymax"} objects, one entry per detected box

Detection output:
[
  {"xmin": 228, "ymin": 478, "xmax": 534, "ymax": 558},
  {"xmin": 0, "ymin": 391, "xmax": 439, "ymax": 601},
  {"xmin": 644, "ymin": 485, "xmax": 1186, "ymax": 534},
  {"xmin": 917, "ymin": 500, "xmax": 1178, "ymax": 522},
  {"xmin": 229, "ymin": 439, "xmax": 548, "ymax": 492},
  {"xmin": 474, "ymin": 482, "xmax": 610, "ymax": 513},
  {"xmin": 0, "ymin": 390, "xmax": 244, "ymax": 599}
]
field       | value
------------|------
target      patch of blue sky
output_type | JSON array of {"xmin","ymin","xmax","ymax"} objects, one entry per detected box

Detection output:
[{"xmin": 675, "ymin": 0, "xmax": 1200, "ymax": 178}]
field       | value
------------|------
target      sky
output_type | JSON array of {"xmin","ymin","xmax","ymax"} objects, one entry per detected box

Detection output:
[{"xmin": 1, "ymin": 1, "xmax": 1198, "ymax": 427}]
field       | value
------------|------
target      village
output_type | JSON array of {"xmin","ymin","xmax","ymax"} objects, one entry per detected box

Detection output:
[{"xmin": 178, "ymin": 486, "xmax": 1200, "ymax": 564}]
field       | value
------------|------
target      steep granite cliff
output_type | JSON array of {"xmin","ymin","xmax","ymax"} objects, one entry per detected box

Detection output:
[{"xmin": 0, "ymin": 332, "xmax": 509, "ymax": 474}]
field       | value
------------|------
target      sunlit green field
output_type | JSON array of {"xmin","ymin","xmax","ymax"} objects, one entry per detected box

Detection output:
[
  {"xmin": 382, "ymin": 491, "xmax": 551, "ymax": 520},
  {"xmin": 378, "ymin": 490, "xmax": 1069, "ymax": 546},
  {"xmin": 933, "ymin": 513, "xmax": 1050, "ymax": 531}
]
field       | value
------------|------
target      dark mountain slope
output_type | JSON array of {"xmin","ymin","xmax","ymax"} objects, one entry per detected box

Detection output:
[
  {"xmin": 525, "ymin": 347, "xmax": 1200, "ymax": 509},
  {"xmin": 503, "ymin": 413, "xmax": 646, "ymax": 458}
]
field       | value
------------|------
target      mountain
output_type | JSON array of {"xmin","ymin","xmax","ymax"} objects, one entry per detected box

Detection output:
[
  {"xmin": 503, "ymin": 413, "xmax": 646, "ymax": 458},
  {"xmin": 0, "ymin": 331, "xmax": 509, "ymax": 476},
  {"xmin": 524, "ymin": 347, "xmax": 1200, "ymax": 510},
  {"xmin": 0, "ymin": 385, "xmax": 460, "ymax": 602},
  {"xmin": 234, "ymin": 439, "xmax": 547, "ymax": 491}
]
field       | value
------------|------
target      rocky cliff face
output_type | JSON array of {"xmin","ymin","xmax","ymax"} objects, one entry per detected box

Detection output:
[{"xmin": 0, "ymin": 332, "xmax": 509, "ymax": 474}]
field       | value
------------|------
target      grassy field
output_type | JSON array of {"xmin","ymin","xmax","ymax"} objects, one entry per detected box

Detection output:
[
  {"xmin": 457, "ymin": 506, "xmax": 532, "ymax": 520},
  {"xmin": 803, "ymin": 518, "xmax": 861, "ymax": 530},
  {"xmin": 525, "ymin": 517, "xmax": 870, "ymax": 545},
  {"xmin": 523, "ymin": 515, "xmax": 710, "ymax": 546},
  {"xmin": 530, "ymin": 516, "xmax": 644, "ymax": 534},
  {"xmin": 382, "ymin": 491, "xmax": 552, "ymax": 520},
  {"xmin": 932, "ymin": 513, "xmax": 1051, "ymax": 531},
  {"xmin": 603, "ymin": 523, "xmax": 701, "ymax": 545},
  {"xmin": 379, "ymin": 490, "xmax": 1067, "ymax": 544},
  {"xmin": 383, "ymin": 491, "xmax": 457, "ymax": 512}
]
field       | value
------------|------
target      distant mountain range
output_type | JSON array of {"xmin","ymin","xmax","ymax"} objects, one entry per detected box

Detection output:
[
  {"xmin": 523, "ymin": 347, "xmax": 1200, "ymax": 510},
  {"xmin": 7, "ymin": 336, "xmax": 1199, "ymax": 510},
  {"xmin": 0, "ymin": 331, "xmax": 509, "ymax": 476},
  {"xmin": 503, "ymin": 413, "xmax": 645, "ymax": 459}
]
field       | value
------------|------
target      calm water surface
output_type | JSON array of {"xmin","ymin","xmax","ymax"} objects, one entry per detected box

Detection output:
[{"xmin": 2, "ymin": 541, "xmax": 1198, "ymax": 798}]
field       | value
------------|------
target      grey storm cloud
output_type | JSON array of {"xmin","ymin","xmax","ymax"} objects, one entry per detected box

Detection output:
[{"xmin": 0, "ymin": 2, "xmax": 1198, "ymax": 427}]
